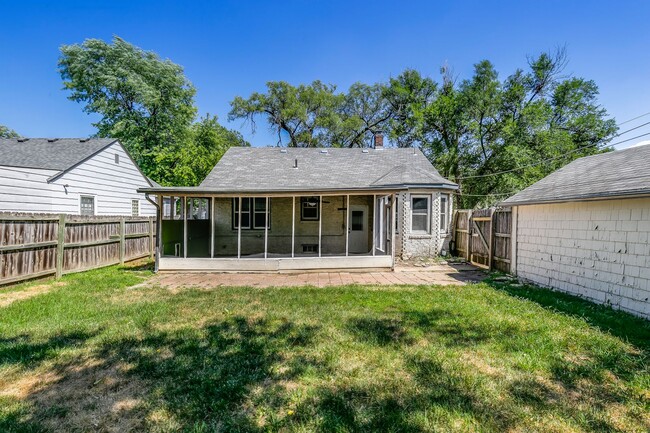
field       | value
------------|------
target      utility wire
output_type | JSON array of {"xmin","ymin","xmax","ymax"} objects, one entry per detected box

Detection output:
[
  {"xmin": 456, "ymin": 121, "xmax": 650, "ymax": 180},
  {"xmin": 617, "ymin": 111, "xmax": 650, "ymax": 126}
]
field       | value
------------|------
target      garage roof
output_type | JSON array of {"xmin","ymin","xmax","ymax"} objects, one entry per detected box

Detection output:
[{"xmin": 502, "ymin": 144, "xmax": 650, "ymax": 206}]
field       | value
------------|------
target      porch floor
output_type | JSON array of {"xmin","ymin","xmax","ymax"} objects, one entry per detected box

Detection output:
[{"xmin": 149, "ymin": 262, "xmax": 486, "ymax": 289}]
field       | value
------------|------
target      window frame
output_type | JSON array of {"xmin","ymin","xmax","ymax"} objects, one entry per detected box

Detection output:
[
  {"xmin": 232, "ymin": 197, "xmax": 270, "ymax": 230},
  {"xmin": 80, "ymin": 195, "xmax": 95, "ymax": 216},
  {"xmin": 300, "ymin": 197, "xmax": 320, "ymax": 221},
  {"xmin": 440, "ymin": 193, "xmax": 450, "ymax": 233},
  {"xmin": 131, "ymin": 199, "xmax": 140, "ymax": 217},
  {"xmin": 410, "ymin": 194, "xmax": 430, "ymax": 234}
]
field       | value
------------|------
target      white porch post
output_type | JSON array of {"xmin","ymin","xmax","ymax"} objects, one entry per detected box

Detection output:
[
  {"xmin": 183, "ymin": 196, "xmax": 187, "ymax": 258},
  {"xmin": 237, "ymin": 196, "xmax": 242, "ymax": 259},
  {"xmin": 264, "ymin": 197, "xmax": 269, "ymax": 259},
  {"xmin": 372, "ymin": 194, "xmax": 376, "ymax": 256},
  {"xmin": 345, "ymin": 194, "xmax": 349, "ymax": 256},
  {"xmin": 391, "ymin": 193, "xmax": 396, "ymax": 266},
  {"xmin": 210, "ymin": 197, "xmax": 215, "ymax": 258},
  {"xmin": 291, "ymin": 196, "xmax": 295, "ymax": 258},
  {"xmin": 318, "ymin": 195, "xmax": 322, "ymax": 258}
]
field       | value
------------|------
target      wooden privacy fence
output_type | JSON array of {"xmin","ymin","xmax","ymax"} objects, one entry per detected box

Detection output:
[
  {"xmin": 0, "ymin": 213, "xmax": 155, "ymax": 285},
  {"xmin": 452, "ymin": 208, "xmax": 512, "ymax": 272}
]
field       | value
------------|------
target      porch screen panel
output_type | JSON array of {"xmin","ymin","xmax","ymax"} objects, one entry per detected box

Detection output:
[
  {"xmin": 236, "ymin": 197, "xmax": 268, "ymax": 257},
  {"xmin": 161, "ymin": 196, "xmax": 184, "ymax": 257},
  {"xmin": 294, "ymin": 196, "xmax": 321, "ymax": 256},
  {"xmin": 213, "ymin": 197, "xmax": 237, "ymax": 257},
  {"xmin": 186, "ymin": 198, "xmax": 211, "ymax": 258},
  {"xmin": 266, "ymin": 197, "xmax": 292, "ymax": 256}
]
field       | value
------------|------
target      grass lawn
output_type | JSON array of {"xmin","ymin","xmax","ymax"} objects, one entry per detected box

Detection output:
[{"xmin": 0, "ymin": 263, "xmax": 648, "ymax": 432}]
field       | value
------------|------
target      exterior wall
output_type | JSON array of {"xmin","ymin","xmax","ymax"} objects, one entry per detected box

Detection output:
[
  {"xmin": 212, "ymin": 195, "xmax": 374, "ymax": 256},
  {"xmin": 0, "ymin": 166, "xmax": 65, "ymax": 213},
  {"xmin": 0, "ymin": 141, "xmax": 155, "ymax": 216},
  {"xmin": 515, "ymin": 198, "xmax": 650, "ymax": 319},
  {"xmin": 398, "ymin": 190, "xmax": 451, "ymax": 259}
]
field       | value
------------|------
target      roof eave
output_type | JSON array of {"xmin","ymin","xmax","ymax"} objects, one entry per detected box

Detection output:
[
  {"xmin": 501, "ymin": 190, "xmax": 650, "ymax": 207},
  {"xmin": 139, "ymin": 182, "xmax": 458, "ymax": 195}
]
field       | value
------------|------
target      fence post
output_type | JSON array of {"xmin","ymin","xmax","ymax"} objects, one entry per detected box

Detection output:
[
  {"xmin": 488, "ymin": 208, "xmax": 495, "ymax": 271},
  {"xmin": 149, "ymin": 217, "xmax": 154, "ymax": 260},
  {"xmin": 119, "ymin": 218, "xmax": 126, "ymax": 265},
  {"xmin": 55, "ymin": 214, "xmax": 66, "ymax": 278},
  {"xmin": 466, "ymin": 210, "xmax": 472, "ymax": 262}
]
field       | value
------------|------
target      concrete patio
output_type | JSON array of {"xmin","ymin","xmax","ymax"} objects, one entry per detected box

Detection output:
[{"xmin": 148, "ymin": 262, "xmax": 486, "ymax": 289}]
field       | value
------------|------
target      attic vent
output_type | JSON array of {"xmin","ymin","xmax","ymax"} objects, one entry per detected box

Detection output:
[
  {"xmin": 47, "ymin": 138, "xmax": 59, "ymax": 142},
  {"xmin": 17, "ymin": 138, "xmax": 29, "ymax": 142},
  {"xmin": 280, "ymin": 149, "xmax": 287, "ymax": 153},
  {"xmin": 362, "ymin": 149, "xmax": 369, "ymax": 153},
  {"xmin": 79, "ymin": 138, "xmax": 89, "ymax": 142},
  {"xmin": 320, "ymin": 149, "xmax": 328, "ymax": 154}
]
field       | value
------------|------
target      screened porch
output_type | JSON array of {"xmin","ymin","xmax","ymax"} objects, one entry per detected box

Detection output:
[{"xmin": 157, "ymin": 193, "xmax": 396, "ymax": 271}]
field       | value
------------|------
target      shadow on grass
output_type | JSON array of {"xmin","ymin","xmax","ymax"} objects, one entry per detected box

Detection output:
[
  {"xmin": 485, "ymin": 276, "xmax": 650, "ymax": 351},
  {"xmin": 0, "ymin": 330, "xmax": 98, "ymax": 368},
  {"xmin": 3, "ymin": 316, "xmax": 323, "ymax": 432}
]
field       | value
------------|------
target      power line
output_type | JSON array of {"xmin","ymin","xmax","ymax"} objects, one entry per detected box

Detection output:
[
  {"xmin": 456, "ymin": 123, "xmax": 650, "ymax": 180},
  {"xmin": 617, "ymin": 111, "xmax": 650, "ymax": 126}
]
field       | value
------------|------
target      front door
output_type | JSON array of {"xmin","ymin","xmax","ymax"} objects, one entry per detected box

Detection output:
[{"xmin": 348, "ymin": 205, "xmax": 369, "ymax": 254}]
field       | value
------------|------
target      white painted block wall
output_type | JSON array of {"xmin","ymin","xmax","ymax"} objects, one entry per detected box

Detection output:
[{"xmin": 514, "ymin": 198, "xmax": 650, "ymax": 319}]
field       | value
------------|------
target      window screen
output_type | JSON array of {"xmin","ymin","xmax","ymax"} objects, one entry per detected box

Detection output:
[
  {"xmin": 351, "ymin": 210, "xmax": 364, "ymax": 231},
  {"xmin": 301, "ymin": 197, "xmax": 320, "ymax": 221},
  {"xmin": 80, "ymin": 196, "xmax": 95, "ymax": 216},
  {"xmin": 233, "ymin": 198, "xmax": 270, "ymax": 229},
  {"xmin": 411, "ymin": 196, "xmax": 430, "ymax": 233},
  {"xmin": 440, "ymin": 194, "xmax": 449, "ymax": 232}
]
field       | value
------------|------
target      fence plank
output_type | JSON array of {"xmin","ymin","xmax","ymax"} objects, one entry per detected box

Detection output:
[
  {"xmin": 1, "ymin": 213, "xmax": 155, "ymax": 286},
  {"xmin": 452, "ymin": 208, "xmax": 512, "ymax": 273}
]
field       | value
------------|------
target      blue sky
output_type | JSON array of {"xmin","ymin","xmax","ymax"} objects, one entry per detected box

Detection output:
[{"xmin": 2, "ymin": 0, "xmax": 650, "ymax": 149}]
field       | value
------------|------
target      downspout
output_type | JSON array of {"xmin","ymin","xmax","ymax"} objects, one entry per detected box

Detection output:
[{"xmin": 145, "ymin": 193, "xmax": 160, "ymax": 272}]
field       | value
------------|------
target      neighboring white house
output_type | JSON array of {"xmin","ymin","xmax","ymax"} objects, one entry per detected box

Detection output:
[
  {"xmin": 138, "ymin": 135, "xmax": 458, "ymax": 272},
  {"xmin": 0, "ymin": 138, "xmax": 156, "ymax": 216},
  {"xmin": 502, "ymin": 144, "xmax": 650, "ymax": 319}
]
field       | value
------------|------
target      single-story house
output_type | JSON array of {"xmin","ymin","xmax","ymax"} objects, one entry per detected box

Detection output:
[
  {"xmin": 0, "ymin": 138, "xmax": 155, "ymax": 216},
  {"xmin": 502, "ymin": 144, "xmax": 650, "ymax": 319},
  {"xmin": 139, "ymin": 137, "xmax": 458, "ymax": 272}
]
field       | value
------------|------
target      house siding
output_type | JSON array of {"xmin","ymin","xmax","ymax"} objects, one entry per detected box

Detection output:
[
  {"xmin": 514, "ymin": 198, "xmax": 650, "ymax": 319},
  {"xmin": 0, "ymin": 141, "xmax": 155, "ymax": 216},
  {"xmin": 398, "ymin": 191, "xmax": 451, "ymax": 259}
]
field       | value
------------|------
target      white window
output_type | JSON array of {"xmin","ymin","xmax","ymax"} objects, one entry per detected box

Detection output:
[
  {"xmin": 411, "ymin": 195, "xmax": 430, "ymax": 234},
  {"xmin": 80, "ymin": 195, "xmax": 95, "ymax": 216},
  {"xmin": 440, "ymin": 193, "xmax": 450, "ymax": 233},
  {"xmin": 233, "ymin": 198, "xmax": 270, "ymax": 229},
  {"xmin": 131, "ymin": 199, "xmax": 140, "ymax": 217},
  {"xmin": 301, "ymin": 197, "xmax": 320, "ymax": 221}
]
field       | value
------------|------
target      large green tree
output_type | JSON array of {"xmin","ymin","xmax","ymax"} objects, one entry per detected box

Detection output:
[
  {"xmin": 59, "ymin": 37, "xmax": 247, "ymax": 186},
  {"xmin": 229, "ymin": 81, "xmax": 343, "ymax": 147},
  {"xmin": 386, "ymin": 50, "xmax": 617, "ymax": 207},
  {"xmin": 0, "ymin": 125, "xmax": 20, "ymax": 138},
  {"xmin": 153, "ymin": 115, "xmax": 249, "ymax": 186},
  {"xmin": 230, "ymin": 81, "xmax": 394, "ymax": 147},
  {"xmin": 59, "ymin": 36, "xmax": 197, "ymax": 175}
]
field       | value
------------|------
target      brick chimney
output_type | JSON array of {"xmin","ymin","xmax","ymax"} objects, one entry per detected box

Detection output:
[{"xmin": 374, "ymin": 132, "xmax": 384, "ymax": 149}]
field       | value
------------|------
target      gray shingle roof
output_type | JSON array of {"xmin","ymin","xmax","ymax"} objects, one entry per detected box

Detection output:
[
  {"xmin": 0, "ymin": 138, "xmax": 116, "ymax": 171},
  {"xmin": 502, "ymin": 144, "xmax": 650, "ymax": 206},
  {"xmin": 198, "ymin": 147, "xmax": 457, "ymax": 192}
]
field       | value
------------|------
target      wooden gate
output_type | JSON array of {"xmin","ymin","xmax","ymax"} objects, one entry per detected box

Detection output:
[{"xmin": 452, "ymin": 208, "xmax": 512, "ymax": 272}]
